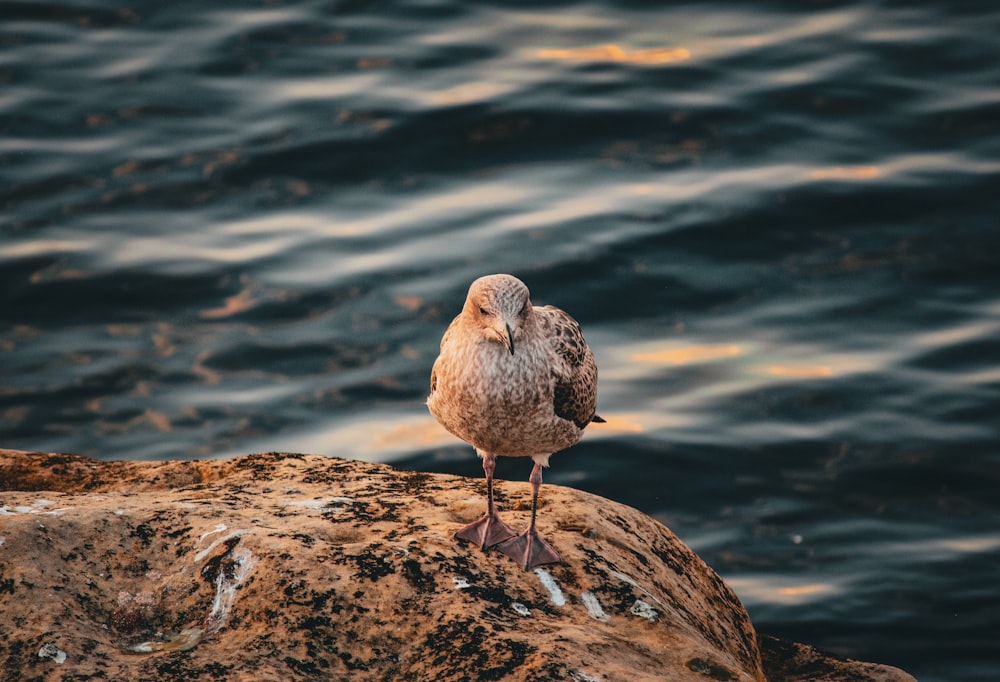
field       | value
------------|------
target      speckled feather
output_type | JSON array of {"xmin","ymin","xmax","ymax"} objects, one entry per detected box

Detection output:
[
  {"xmin": 535, "ymin": 305, "xmax": 600, "ymax": 429},
  {"xmin": 427, "ymin": 274, "xmax": 600, "ymax": 461}
]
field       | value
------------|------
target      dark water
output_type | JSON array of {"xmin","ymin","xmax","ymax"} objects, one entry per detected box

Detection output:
[{"xmin": 2, "ymin": 0, "xmax": 999, "ymax": 678}]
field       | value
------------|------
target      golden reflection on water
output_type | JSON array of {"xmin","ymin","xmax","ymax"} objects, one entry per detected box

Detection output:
[
  {"xmin": 778, "ymin": 584, "xmax": 832, "ymax": 597},
  {"xmin": 428, "ymin": 82, "xmax": 517, "ymax": 107},
  {"xmin": 589, "ymin": 412, "xmax": 644, "ymax": 434},
  {"xmin": 192, "ymin": 349, "xmax": 222, "ymax": 385},
  {"xmin": 727, "ymin": 576, "xmax": 840, "ymax": 605},
  {"xmin": 201, "ymin": 284, "xmax": 258, "ymax": 320},
  {"xmin": 535, "ymin": 44, "xmax": 691, "ymax": 65},
  {"xmin": 631, "ymin": 344, "xmax": 743, "ymax": 366},
  {"xmin": 626, "ymin": 341, "xmax": 874, "ymax": 382},
  {"xmin": 932, "ymin": 535, "xmax": 1000, "ymax": 555},
  {"xmin": 809, "ymin": 165, "xmax": 880, "ymax": 180},
  {"xmin": 755, "ymin": 365, "xmax": 833, "ymax": 379}
]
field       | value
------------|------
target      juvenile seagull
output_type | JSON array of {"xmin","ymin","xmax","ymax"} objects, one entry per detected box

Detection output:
[{"xmin": 427, "ymin": 274, "xmax": 602, "ymax": 569}]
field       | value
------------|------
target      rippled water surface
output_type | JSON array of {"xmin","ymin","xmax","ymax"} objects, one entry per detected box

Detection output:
[{"xmin": 2, "ymin": 1, "xmax": 999, "ymax": 679}]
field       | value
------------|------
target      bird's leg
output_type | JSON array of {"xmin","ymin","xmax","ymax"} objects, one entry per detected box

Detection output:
[
  {"xmin": 455, "ymin": 452, "xmax": 517, "ymax": 548},
  {"xmin": 497, "ymin": 461, "xmax": 561, "ymax": 569}
]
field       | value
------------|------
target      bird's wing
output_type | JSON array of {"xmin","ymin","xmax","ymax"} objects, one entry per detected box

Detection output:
[{"xmin": 534, "ymin": 305, "xmax": 599, "ymax": 429}]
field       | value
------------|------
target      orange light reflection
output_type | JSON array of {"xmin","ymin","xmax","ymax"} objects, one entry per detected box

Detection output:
[
  {"xmin": 201, "ymin": 287, "xmax": 257, "ymax": 320},
  {"xmin": 631, "ymin": 344, "xmax": 742, "ymax": 366},
  {"xmin": 588, "ymin": 413, "xmax": 643, "ymax": 434},
  {"xmin": 756, "ymin": 365, "xmax": 832, "ymax": 379},
  {"xmin": 536, "ymin": 44, "xmax": 691, "ymax": 65},
  {"xmin": 809, "ymin": 166, "xmax": 880, "ymax": 181}
]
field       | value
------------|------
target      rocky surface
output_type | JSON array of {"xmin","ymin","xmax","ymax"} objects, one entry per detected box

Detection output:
[{"xmin": 0, "ymin": 449, "xmax": 915, "ymax": 681}]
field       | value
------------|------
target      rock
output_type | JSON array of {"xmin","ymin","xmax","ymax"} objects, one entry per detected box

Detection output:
[
  {"xmin": 757, "ymin": 635, "xmax": 916, "ymax": 682},
  {"xmin": 0, "ymin": 449, "xmax": 915, "ymax": 681}
]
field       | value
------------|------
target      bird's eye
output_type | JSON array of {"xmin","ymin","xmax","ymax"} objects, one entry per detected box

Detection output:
[{"xmin": 479, "ymin": 307, "xmax": 490, "ymax": 316}]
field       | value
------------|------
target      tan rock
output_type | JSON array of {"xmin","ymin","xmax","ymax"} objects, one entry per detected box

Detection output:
[{"xmin": 0, "ymin": 449, "xmax": 915, "ymax": 681}]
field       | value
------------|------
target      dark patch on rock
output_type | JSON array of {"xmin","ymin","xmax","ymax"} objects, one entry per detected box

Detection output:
[
  {"xmin": 402, "ymin": 558, "xmax": 436, "ymax": 592},
  {"xmin": 401, "ymin": 471, "xmax": 432, "ymax": 494},
  {"xmin": 351, "ymin": 548, "xmax": 396, "ymax": 581},
  {"xmin": 284, "ymin": 655, "xmax": 323, "ymax": 676},
  {"xmin": 651, "ymin": 535, "xmax": 696, "ymax": 578},
  {"xmin": 291, "ymin": 532, "xmax": 315, "ymax": 547},
  {"xmin": 423, "ymin": 616, "xmax": 534, "ymax": 680},
  {"xmin": 688, "ymin": 656, "xmax": 737, "ymax": 680},
  {"xmin": 130, "ymin": 523, "xmax": 156, "ymax": 547}
]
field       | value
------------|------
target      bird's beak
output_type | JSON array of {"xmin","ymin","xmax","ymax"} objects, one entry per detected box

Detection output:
[{"xmin": 504, "ymin": 322, "xmax": 515, "ymax": 355}]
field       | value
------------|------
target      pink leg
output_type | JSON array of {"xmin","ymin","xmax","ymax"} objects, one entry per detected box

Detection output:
[
  {"xmin": 497, "ymin": 461, "xmax": 561, "ymax": 569},
  {"xmin": 455, "ymin": 452, "xmax": 517, "ymax": 548}
]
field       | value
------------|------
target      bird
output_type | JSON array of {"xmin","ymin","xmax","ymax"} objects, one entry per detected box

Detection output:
[{"xmin": 427, "ymin": 273, "xmax": 603, "ymax": 569}]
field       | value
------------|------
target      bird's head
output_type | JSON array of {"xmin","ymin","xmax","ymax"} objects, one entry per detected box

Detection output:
[{"xmin": 464, "ymin": 274, "xmax": 532, "ymax": 355}]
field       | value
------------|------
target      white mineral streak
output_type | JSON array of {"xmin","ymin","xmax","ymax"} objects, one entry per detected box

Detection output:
[
  {"xmin": 581, "ymin": 590, "xmax": 610, "ymax": 622},
  {"xmin": 534, "ymin": 567, "xmax": 566, "ymax": 606}
]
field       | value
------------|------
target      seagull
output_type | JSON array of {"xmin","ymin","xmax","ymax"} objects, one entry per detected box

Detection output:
[{"xmin": 427, "ymin": 274, "xmax": 602, "ymax": 569}]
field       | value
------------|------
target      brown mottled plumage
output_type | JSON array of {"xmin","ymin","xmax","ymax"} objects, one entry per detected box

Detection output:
[{"xmin": 427, "ymin": 274, "xmax": 602, "ymax": 569}]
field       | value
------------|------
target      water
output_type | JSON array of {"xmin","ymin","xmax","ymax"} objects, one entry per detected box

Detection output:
[{"xmin": 2, "ymin": 1, "xmax": 999, "ymax": 679}]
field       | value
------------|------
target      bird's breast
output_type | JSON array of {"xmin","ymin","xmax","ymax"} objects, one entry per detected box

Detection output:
[{"xmin": 428, "ymin": 336, "xmax": 578, "ymax": 456}]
